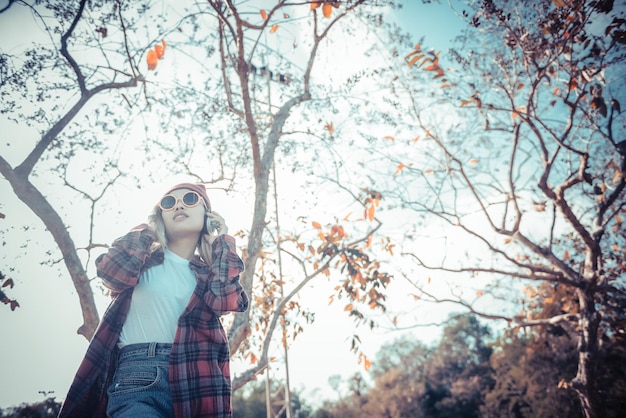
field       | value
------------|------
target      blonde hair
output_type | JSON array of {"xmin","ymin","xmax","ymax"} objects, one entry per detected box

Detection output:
[{"xmin": 147, "ymin": 205, "xmax": 213, "ymax": 265}]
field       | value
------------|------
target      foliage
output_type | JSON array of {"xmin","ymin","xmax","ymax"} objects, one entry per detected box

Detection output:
[
  {"xmin": 318, "ymin": 311, "xmax": 626, "ymax": 418},
  {"xmin": 0, "ymin": 397, "xmax": 61, "ymax": 418},
  {"xmin": 368, "ymin": 1, "xmax": 626, "ymax": 416}
]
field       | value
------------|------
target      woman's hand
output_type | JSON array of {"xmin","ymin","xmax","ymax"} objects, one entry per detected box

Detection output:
[{"xmin": 204, "ymin": 211, "xmax": 228, "ymax": 245}]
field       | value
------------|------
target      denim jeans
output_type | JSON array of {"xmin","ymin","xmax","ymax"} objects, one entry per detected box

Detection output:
[{"xmin": 107, "ymin": 342, "xmax": 174, "ymax": 418}]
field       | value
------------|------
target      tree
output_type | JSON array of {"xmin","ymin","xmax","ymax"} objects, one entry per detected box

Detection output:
[
  {"xmin": 380, "ymin": 1, "xmax": 626, "ymax": 417},
  {"xmin": 0, "ymin": 0, "xmax": 397, "ymax": 401},
  {"xmin": 319, "ymin": 315, "xmax": 494, "ymax": 418}
]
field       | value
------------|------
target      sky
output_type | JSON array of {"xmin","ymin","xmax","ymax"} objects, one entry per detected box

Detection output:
[{"xmin": 0, "ymin": 0, "xmax": 467, "ymax": 409}]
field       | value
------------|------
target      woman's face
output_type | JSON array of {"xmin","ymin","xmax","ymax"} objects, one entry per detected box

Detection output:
[{"xmin": 160, "ymin": 188, "xmax": 206, "ymax": 241}]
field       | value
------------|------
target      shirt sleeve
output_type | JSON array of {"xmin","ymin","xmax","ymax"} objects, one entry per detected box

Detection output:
[
  {"xmin": 204, "ymin": 235, "xmax": 249, "ymax": 315},
  {"xmin": 95, "ymin": 224, "xmax": 157, "ymax": 296}
]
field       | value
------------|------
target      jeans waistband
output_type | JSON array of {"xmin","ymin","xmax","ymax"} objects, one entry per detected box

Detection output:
[{"xmin": 118, "ymin": 342, "xmax": 173, "ymax": 361}]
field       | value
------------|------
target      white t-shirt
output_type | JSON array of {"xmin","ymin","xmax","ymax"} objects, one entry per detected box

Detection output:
[{"xmin": 119, "ymin": 249, "xmax": 197, "ymax": 346}]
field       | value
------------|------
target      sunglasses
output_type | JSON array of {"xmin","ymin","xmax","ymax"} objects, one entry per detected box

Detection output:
[{"xmin": 159, "ymin": 191, "xmax": 204, "ymax": 211}]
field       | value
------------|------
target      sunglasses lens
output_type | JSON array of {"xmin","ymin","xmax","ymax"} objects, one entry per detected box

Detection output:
[
  {"xmin": 160, "ymin": 195, "xmax": 176, "ymax": 209},
  {"xmin": 183, "ymin": 192, "xmax": 199, "ymax": 206}
]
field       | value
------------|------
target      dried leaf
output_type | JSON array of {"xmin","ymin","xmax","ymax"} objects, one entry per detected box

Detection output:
[
  {"xmin": 394, "ymin": 163, "xmax": 404, "ymax": 175},
  {"xmin": 146, "ymin": 49, "xmax": 158, "ymax": 70},
  {"xmin": 260, "ymin": 9, "xmax": 268, "ymax": 20},
  {"xmin": 270, "ymin": 24, "xmax": 279, "ymax": 33},
  {"xmin": 322, "ymin": 3, "xmax": 332, "ymax": 18},
  {"xmin": 312, "ymin": 221, "xmax": 322, "ymax": 229}
]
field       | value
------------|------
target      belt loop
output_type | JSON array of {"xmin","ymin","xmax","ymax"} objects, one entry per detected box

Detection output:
[{"xmin": 148, "ymin": 342, "xmax": 157, "ymax": 358}]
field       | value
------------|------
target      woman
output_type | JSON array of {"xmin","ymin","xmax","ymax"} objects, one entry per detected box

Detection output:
[{"xmin": 58, "ymin": 183, "xmax": 249, "ymax": 418}]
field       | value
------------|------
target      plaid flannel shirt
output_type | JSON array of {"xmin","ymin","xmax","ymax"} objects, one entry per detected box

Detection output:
[{"xmin": 58, "ymin": 224, "xmax": 248, "ymax": 418}]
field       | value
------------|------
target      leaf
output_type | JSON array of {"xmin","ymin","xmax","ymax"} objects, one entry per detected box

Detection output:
[
  {"xmin": 564, "ymin": 250, "xmax": 570, "ymax": 261},
  {"xmin": 0, "ymin": 212, "xmax": 4, "ymax": 219},
  {"xmin": 270, "ymin": 24, "xmax": 279, "ymax": 33},
  {"xmin": 384, "ymin": 135, "xmax": 395, "ymax": 141},
  {"xmin": 322, "ymin": 3, "xmax": 333, "ymax": 18},
  {"xmin": 2, "ymin": 278, "xmax": 14, "ymax": 288},
  {"xmin": 394, "ymin": 163, "xmax": 405, "ymax": 175},
  {"xmin": 324, "ymin": 122, "xmax": 334, "ymax": 134},
  {"xmin": 476, "ymin": 290, "xmax": 484, "ymax": 297},
  {"xmin": 469, "ymin": 158, "xmax": 478, "ymax": 164},
  {"xmin": 155, "ymin": 39, "xmax": 166, "ymax": 59},
  {"xmin": 310, "ymin": 1, "xmax": 321, "ymax": 10},
  {"xmin": 366, "ymin": 204, "xmax": 376, "ymax": 221},
  {"xmin": 344, "ymin": 303, "xmax": 354, "ymax": 311},
  {"xmin": 516, "ymin": 83, "xmax": 525, "ymax": 90},
  {"xmin": 551, "ymin": 0, "xmax": 567, "ymax": 7},
  {"xmin": 405, "ymin": 54, "xmax": 424, "ymax": 67},
  {"xmin": 312, "ymin": 221, "xmax": 322, "ymax": 229},
  {"xmin": 260, "ymin": 9, "xmax": 268, "ymax": 20},
  {"xmin": 146, "ymin": 49, "xmax": 158, "ymax": 70}
]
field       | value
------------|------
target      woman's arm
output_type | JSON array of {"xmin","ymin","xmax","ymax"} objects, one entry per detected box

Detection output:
[
  {"xmin": 96, "ymin": 224, "xmax": 157, "ymax": 296},
  {"xmin": 203, "ymin": 235, "xmax": 249, "ymax": 315}
]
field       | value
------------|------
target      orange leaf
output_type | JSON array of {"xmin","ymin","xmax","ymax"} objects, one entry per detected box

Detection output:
[
  {"xmin": 366, "ymin": 234, "xmax": 373, "ymax": 248},
  {"xmin": 394, "ymin": 163, "xmax": 405, "ymax": 175},
  {"xmin": 270, "ymin": 24, "xmax": 279, "ymax": 33},
  {"xmin": 516, "ymin": 83, "xmax": 525, "ymax": 90},
  {"xmin": 384, "ymin": 135, "xmax": 395, "ymax": 141},
  {"xmin": 476, "ymin": 290, "xmax": 484, "ymax": 297},
  {"xmin": 366, "ymin": 204, "xmax": 376, "ymax": 221},
  {"xmin": 312, "ymin": 221, "xmax": 322, "ymax": 229},
  {"xmin": 325, "ymin": 122, "xmax": 334, "ymax": 134},
  {"xmin": 344, "ymin": 303, "xmax": 354, "ymax": 311},
  {"xmin": 260, "ymin": 9, "xmax": 268, "ymax": 20},
  {"xmin": 322, "ymin": 3, "xmax": 332, "ymax": 18},
  {"xmin": 564, "ymin": 250, "xmax": 570, "ymax": 261},
  {"xmin": 146, "ymin": 49, "xmax": 158, "ymax": 70},
  {"xmin": 469, "ymin": 158, "xmax": 478, "ymax": 164},
  {"xmin": 310, "ymin": 1, "xmax": 321, "ymax": 10}
]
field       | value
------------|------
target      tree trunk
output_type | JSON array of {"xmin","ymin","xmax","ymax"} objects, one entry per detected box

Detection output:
[
  {"xmin": 572, "ymin": 287, "xmax": 600, "ymax": 418},
  {"xmin": 0, "ymin": 159, "xmax": 100, "ymax": 339}
]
